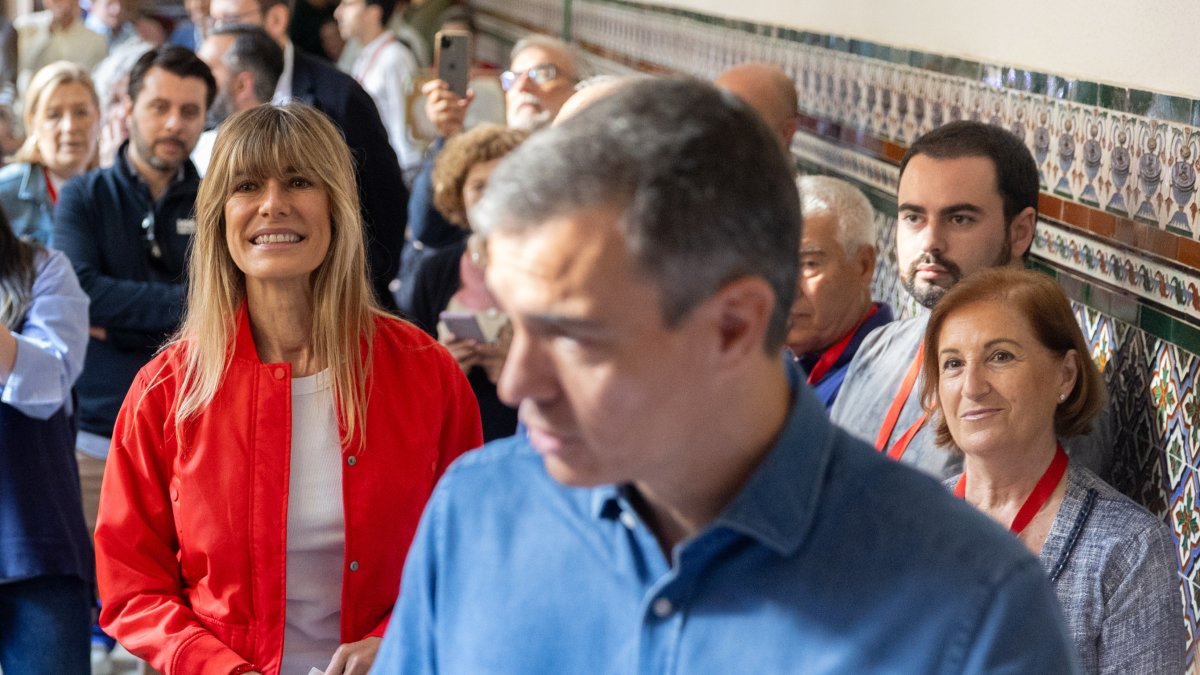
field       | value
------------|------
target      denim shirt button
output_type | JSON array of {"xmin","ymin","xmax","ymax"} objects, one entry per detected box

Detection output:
[
  {"xmin": 619, "ymin": 511, "xmax": 637, "ymax": 530},
  {"xmin": 652, "ymin": 597, "xmax": 673, "ymax": 618}
]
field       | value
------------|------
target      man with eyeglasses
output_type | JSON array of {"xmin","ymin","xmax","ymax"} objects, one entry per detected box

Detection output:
[
  {"xmin": 209, "ymin": 0, "xmax": 409, "ymax": 312},
  {"xmin": 50, "ymin": 44, "xmax": 213, "ymax": 673},
  {"xmin": 397, "ymin": 35, "xmax": 579, "ymax": 310}
]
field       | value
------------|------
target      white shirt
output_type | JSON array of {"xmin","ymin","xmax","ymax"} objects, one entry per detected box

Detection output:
[
  {"xmin": 272, "ymin": 40, "xmax": 296, "ymax": 104},
  {"xmin": 281, "ymin": 370, "xmax": 344, "ymax": 673},
  {"xmin": 351, "ymin": 31, "xmax": 420, "ymax": 175},
  {"xmin": 190, "ymin": 129, "xmax": 216, "ymax": 177}
]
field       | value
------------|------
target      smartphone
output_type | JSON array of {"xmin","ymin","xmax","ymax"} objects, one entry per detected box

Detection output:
[
  {"xmin": 439, "ymin": 310, "xmax": 488, "ymax": 342},
  {"xmin": 435, "ymin": 30, "xmax": 471, "ymax": 98}
]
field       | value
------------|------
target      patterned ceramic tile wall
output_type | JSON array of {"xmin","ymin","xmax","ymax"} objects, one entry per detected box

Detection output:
[{"xmin": 470, "ymin": 0, "xmax": 1200, "ymax": 666}]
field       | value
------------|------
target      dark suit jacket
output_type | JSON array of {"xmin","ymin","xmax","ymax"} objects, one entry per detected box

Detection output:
[{"xmin": 291, "ymin": 49, "xmax": 408, "ymax": 310}]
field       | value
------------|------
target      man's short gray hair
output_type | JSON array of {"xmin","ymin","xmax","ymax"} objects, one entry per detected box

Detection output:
[
  {"xmin": 797, "ymin": 175, "xmax": 875, "ymax": 255},
  {"xmin": 211, "ymin": 24, "xmax": 284, "ymax": 105},
  {"xmin": 510, "ymin": 34, "xmax": 585, "ymax": 81},
  {"xmin": 474, "ymin": 77, "xmax": 800, "ymax": 351}
]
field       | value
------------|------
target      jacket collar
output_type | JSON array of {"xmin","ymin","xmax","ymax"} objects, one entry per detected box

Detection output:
[
  {"xmin": 16, "ymin": 163, "xmax": 47, "ymax": 202},
  {"xmin": 116, "ymin": 139, "xmax": 200, "ymax": 197},
  {"xmin": 231, "ymin": 301, "xmax": 267, "ymax": 365}
]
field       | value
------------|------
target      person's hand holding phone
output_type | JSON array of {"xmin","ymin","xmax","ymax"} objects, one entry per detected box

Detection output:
[
  {"xmin": 475, "ymin": 321, "xmax": 512, "ymax": 384},
  {"xmin": 443, "ymin": 336, "xmax": 481, "ymax": 372},
  {"xmin": 421, "ymin": 79, "xmax": 474, "ymax": 138}
]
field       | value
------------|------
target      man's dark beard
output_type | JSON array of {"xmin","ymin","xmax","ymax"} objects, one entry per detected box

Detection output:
[
  {"xmin": 901, "ymin": 252, "xmax": 962, "ymax": 309},
  {"xmin": 900, "ymin": 235, "xmax": 1012, "ymax": 309}
]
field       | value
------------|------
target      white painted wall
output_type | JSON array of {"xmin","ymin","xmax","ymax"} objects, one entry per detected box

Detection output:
[{"xmin": 650, "ymin": 0, "xmax": 1200, "ymax": 98}]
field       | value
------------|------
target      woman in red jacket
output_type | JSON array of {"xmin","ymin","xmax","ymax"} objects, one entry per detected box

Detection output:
[{"xmin": 94, "ymin": 103, "xmax": 483, "ymax": 675}]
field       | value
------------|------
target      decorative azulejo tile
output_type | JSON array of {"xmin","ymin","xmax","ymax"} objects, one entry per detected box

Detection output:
[
  {"xmin": 542, "ymin": 0, "xmax": 1200, "ymax": 243},
  {"xmin": 1170, "ymin": 466, "xmax": 1200, "ymax": 571},
  {"xmin": 1031, "ymin": 219, "xmax": 1200, "ymax": 323}
]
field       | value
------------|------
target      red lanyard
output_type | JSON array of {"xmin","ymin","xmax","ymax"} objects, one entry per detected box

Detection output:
[
  {"xmin": 954, "ymin": 443, "xmax": 1069, "ymax": 534},
  {"xmin": 807, "ymin": 304, "xmax": 879, "ymax": 385},
  {"xmin": 43, "ymin": 169, "xmax": 57, "ymax": 205},
  {"xmin": 355, "ymin": 33, "xmax": 396, "ymax": 84},
  {"xmin": 874, "ymin": 346, "xmax": 927, "ymax": 460}
]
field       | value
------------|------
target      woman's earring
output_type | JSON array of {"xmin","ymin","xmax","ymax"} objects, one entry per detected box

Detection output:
[{"xmin": 1058, "ymin": 393, "xmax": 1067, "ymax": 403}]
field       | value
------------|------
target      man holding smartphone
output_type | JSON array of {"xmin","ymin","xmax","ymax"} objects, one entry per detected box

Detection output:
[{"xmin": 397, "ymin": 35, "xmax": 580, "ymax": 309}]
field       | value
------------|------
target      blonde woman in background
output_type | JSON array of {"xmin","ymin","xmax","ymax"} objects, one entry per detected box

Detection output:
[
  {"xmin": 0, "ymin": 61, "xmax": 99, "ymax": 244},
  {"xmin": 95, "ymin": 103, "xmax": 482, "ymax": 675}
]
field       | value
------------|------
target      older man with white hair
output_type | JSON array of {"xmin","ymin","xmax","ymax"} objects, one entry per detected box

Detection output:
[{"xmin": 787, "ymin": 175, "xmax": 893, "ymax": 409}]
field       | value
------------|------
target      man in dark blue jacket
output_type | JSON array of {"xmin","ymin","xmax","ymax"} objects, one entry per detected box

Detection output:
[{"xmin": 52, "ymin": 44, "xmax": 213, "ymax": 555}]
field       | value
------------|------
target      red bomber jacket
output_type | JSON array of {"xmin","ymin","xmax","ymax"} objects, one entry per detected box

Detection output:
[{"xmin": 95, "ymin": 308, "xmax": 483, "ymax": 675}]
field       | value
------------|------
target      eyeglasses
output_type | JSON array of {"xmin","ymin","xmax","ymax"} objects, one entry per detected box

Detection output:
[
  {"xmin": 141, "ymin": 211, "xmax": 163, "ymax": 262},
  {"xmin": 500, "ymin": 64, "xmax": 563, "ymax": 92}
]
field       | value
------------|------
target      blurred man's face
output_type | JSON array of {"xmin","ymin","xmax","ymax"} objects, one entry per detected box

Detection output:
[
  {"xmin": 487, "ymin": 207, "xmax": 720, "ymax": 488},
  {"xmin": 125, "ymin": 66, "xmax": 208, "ymax": 175},
  {"xmin": 44, "ymin": 0, "xmax": 76, "ymax": 25},
  {"xmin": 197, "ymin": 35, "xmax": 236, "ymax": 125}
]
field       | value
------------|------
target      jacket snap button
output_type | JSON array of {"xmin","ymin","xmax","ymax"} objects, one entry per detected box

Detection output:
[
  {"xmin": 273, "ymin": 368, "xmax": 285, "ymax": 380},
  {"xmin": 349, "ymin": 561, "xmax": 360, "ymax": 572},
  {"xmin": 347, "ymin": 455, "xmax": 357, "ymax": 466}
]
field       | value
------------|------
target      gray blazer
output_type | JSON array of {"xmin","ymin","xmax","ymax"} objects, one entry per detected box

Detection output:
[
  {"xmin": 1043, "ymin": 463, "xmax": 1182, "ymax": 674},
  {"xmin": 946, "ymin": 462, "xmax": 1182, "ymax": 673}
]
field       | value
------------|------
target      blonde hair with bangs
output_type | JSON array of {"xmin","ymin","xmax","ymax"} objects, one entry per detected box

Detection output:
[{"xmin": 175, "ymin": 102, "xmax": 383, "ymax": 447}]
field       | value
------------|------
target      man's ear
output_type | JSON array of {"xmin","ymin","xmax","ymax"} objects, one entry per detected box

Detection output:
[
  {"xmin": 705, "ymin": 276, "xmax": 775, "ymax": 365},
  {"xmin": 1009, "ymin": 206, "xmax": 1037, "ymax": 261},
  {"xmin": 779, "ymin": 117, "xmax": 798, "ymax": 150},
  {"xmin": 122, "ymin": 93, "xmax": 133, "ymax": 119},
  {"xmin": 854, "ymin": 243, "xmax": 876, "ymax": 282},
  {"xmin": 231, "ymin": 70, "xmax": 255, "ymax": 107}
]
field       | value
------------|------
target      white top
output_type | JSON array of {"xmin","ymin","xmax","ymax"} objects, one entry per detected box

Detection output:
[
  {"xmin": 352, "ymin": 31, "xmax": 421, "ymax": 175},
  {"xmin": 281, "ymin": 370, "xmax": 344, "ymax": 673},
  {"xmin": 190, "ymin": 129, "xmax": 216, "ymax": 177},
  {"xmin": 272, "ymin": 40, "xmax": 296, "ymax": 104}
]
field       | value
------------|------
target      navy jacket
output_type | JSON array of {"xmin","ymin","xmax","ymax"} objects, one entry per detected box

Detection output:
[
  {"xmin": 292, "ymin": 50, "xmax": 408, "ymax": 310},
  {"xmin": 52, "ymin": 143, "xmax": 194, "ymax": 439},
  {"xmin": 0, "ymin": 398, "xmax": 92, "ymax": 583}
]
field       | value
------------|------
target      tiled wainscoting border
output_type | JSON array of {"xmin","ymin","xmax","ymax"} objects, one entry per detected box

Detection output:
[{"xmin": 469, "ymin": 0, "xmax": 1200, "ymax": 666}]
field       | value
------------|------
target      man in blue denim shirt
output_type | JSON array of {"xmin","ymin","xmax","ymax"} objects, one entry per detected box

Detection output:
[{"xmin": 371, "ymin": 79, "xmax": 1079, "ymax": 675}]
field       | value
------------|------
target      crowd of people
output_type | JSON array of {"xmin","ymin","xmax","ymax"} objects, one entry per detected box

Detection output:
[{"xmin": 0, "ymin": 1, "xmax": 1187, "ymax": 674}]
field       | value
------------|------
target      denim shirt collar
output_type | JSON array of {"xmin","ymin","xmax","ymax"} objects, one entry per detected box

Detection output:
[
  {"xmin": 16, "ymin": 163, "xmax": 47, "ymax": 202},
  {"xmin": 590, "ymin": 371, "xmax": 834, "ymax": 557}
]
